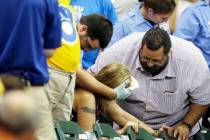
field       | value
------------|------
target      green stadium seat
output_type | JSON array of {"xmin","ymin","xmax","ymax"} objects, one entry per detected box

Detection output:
[
  {"xmin": 93, "ymin": 123, "xmax": 121, "ymax": 139},
  {"xmin": 126, "ymin": 126, "xmax": 177, "ymax": 140},
  {"xmin": 132, "ymin": 127, "xmax": 156, "ymax": 140},
  {"xmin": 195, "ymin": 127, "xmax": 210, "ymax": 140},
  {"xmin": 55, "ymin": 121, "xmax": 85, "ymax": 140},
  {"xmin": 159, "ymin": 130, "xmax": 177, "ymax": 140},
  {"xmin": 126, "ymin": 126, "xmax": 137, "ymax": 140}
]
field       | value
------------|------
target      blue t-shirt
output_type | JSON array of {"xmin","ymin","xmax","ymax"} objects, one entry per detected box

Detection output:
[
  {"xmin": 0, "ymin": 0, "xmax": 61, "ymax": 84},
  {"xmin": 174, "ymin": 1, "xmax": 210, "ymax": 69},
  {"xmin": 70, "ymin": 0, "xmax": 117, "ymax": 24},
  {"xmin": 70, "ymin": 0, "xmax": 117, "ymax": 69}
]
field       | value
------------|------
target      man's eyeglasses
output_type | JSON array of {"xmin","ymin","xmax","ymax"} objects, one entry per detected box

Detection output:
[
  {"xmin": 140, "ymin": 52, "xmax": 167, "ymax": 66},
  {"xmin": 83, "ymin": 36, "xmax": 93, "ymax": 50},
  {"xmin": 84, "ymin": 36, "xmax": 104, "ymax": 51}
]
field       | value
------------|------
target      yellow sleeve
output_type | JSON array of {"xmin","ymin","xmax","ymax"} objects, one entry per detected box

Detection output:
[
  {"xmin": 58, "ymin": 0, "xmax": 71, "ymax": 6},
  {"xmin": 0, "ymin": 79, "xmax": 5, "ymax": 96}
]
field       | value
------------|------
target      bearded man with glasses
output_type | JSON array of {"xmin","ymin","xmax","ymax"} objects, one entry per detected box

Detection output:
[{"xmin": 89, "ymin": 28, "xmax": 210, "ymax": 140}]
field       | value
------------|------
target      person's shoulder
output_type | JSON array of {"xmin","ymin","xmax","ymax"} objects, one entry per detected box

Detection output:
[
  {"xmin": 25, "ymin": 0, "xmax": 57, "ymax": 7},
  {"xmin": 116, "ymin": 9, "xmax": 144, "ymax": 29},
  {"xmin": 129, "ymin": 32, "xmax": 145, "ymax": 38},
  {"xmin": 99, "ymin": 0, "xmax": 114, "ymax": 7},
  {"xmin": 170, "ymin": 35, "xmax": 205, "ymax": 64},
  {"xmin": 117, "ymin": 32, "xmax": 145, "ymax": 43},
  {"xmin": 195, "ymin": 0, "xmax": 209, "ymax": 7},
  {"xmin": 194, "ymin": 1, "xmax": 210, "ymax": 13},
  {"xmin": 171, "ymin": 35, "xmax": 201, "ymax": 53},
  {"xmin": 183, "ymin": 1, "xmax": 208, "ymax": 13},
  {"xmin": 127, "ymin": 7, "xmax": 142, "ymax": 20},
  {"xmin": 119, "ymin": 6, "xmax": 140, "ymax": 20},
  {"xmin": 109, "ymin": 32, "xmax": 144, "ymax": 52},
  {"xmin": 113, "ymin": 12, "xmax": 135, "ymax": 28}
]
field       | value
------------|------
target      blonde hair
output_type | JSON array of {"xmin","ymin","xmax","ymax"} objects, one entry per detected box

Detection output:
[{"xmin": 94, "ymin": 63, "xmax": 131, "ymax": 88}]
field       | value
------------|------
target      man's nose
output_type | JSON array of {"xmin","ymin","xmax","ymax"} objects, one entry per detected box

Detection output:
[{"xmin": 162, "ymin": 18, "xmax": 168, "ymax": 22}]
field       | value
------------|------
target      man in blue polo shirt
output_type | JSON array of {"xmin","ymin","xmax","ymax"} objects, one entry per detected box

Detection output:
[{"xmin": 0, "ymin": 0, "xmax": 61, "ymax": 139}]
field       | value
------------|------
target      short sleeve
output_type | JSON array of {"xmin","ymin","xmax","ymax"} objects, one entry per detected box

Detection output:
[
  {"xmin": 44, "ymin": 0, "xmax": 62, "ymax": 49},
  {"xmin": 108, "ymin": 22, "xmax": 126, "ymax": 47},
  {"xmin": 189, "ymin": 53, "xmax": 210, "ymax": 105},
  {"xmin": 173, "ymin": 7, "xmax": 199, "ymax": 42}
]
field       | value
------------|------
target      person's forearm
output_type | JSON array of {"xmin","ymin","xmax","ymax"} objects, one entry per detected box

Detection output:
[
  {"xmin": 44, "ymin": 49, "xmax": 56, "ymax": 58},
  {"xmin": 76, "ymin": 68, "xmax": 116, "ymax": 100},
  {"xmin": 117, "ymin": 110, "xmax": 155, "ymax": 134},
  {"xmin": 123, "ymin": 112, "xmax": 155, "ymax": 135},
  {"xmin": 104, "ymin": 100, "xmax": 155, "ymax": 135},
  {"xmin": 183, "ymin": 103, "xmax": 209, "ymax": 127}
]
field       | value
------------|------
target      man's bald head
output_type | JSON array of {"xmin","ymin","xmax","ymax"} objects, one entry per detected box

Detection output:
[{"xmin": 0, "ymin": 90, "xmax": 37, "ymax": 133}]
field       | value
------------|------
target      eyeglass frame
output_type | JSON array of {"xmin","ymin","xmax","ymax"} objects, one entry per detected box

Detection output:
[
  {"xmin": 83, "ymin": 36, "xmax": 93, "ymax": 50},
  {"xmin": 84, "ymin": 35, "xmax": 104, "ymax": 51},
  {"xmin": 139, "ymin": 51, "xmax": 167, "ymax": 66}
]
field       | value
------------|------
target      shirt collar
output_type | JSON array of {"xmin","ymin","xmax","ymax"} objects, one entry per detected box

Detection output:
[
  {"xmin": 154, "ymin": 55, "xmax": 176, "ymax": 79},
  {"xmin": 133, "ymin": 5, "xmax": 155, "ymax": 27}
]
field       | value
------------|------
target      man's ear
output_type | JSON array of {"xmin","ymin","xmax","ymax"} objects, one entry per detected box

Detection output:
[
  {"xmin": 168, "ymin": 49, "xmax": 172, "ymax": 57},
  {"xmin": 77, "ymin": 24, "xmax": 88, "ymax": 36},
  {"xmin": 147, "ymin": 8, "xmax": 154, "ymax": 17}
]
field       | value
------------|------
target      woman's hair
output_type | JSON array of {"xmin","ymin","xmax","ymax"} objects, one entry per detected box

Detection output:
[
  {"xmin": 143, "ymin": 0, "xmax": 176, "ymax": 14},
  {"xmin": 94, "ymin": 63, "xmax": 131, "ymax": 88}
]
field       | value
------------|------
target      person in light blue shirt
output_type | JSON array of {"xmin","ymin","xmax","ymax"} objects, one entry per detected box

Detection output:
[
  {"xmin": 174, "ymin": 0, "xmax": 210, "ymax": 69},
  {"xmin": 70, "ymin": 0, "xmax": 117, "ymax": 69},
  {"xmin": 108, "ymin": 0, "xmax": 176, "ymax": 47},
  {"xmin": 174, "ymin": 0, "xmax": 210, "ymax": 130}
]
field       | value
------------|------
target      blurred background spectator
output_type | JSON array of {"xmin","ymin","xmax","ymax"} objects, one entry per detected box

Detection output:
[
  {"xmin": 169, "ymin": 0, "xmax": 198, "ymax": 33},
  {"xmin": 0, "ymin": 90, "xmax": 37, "ymax": 140}
]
